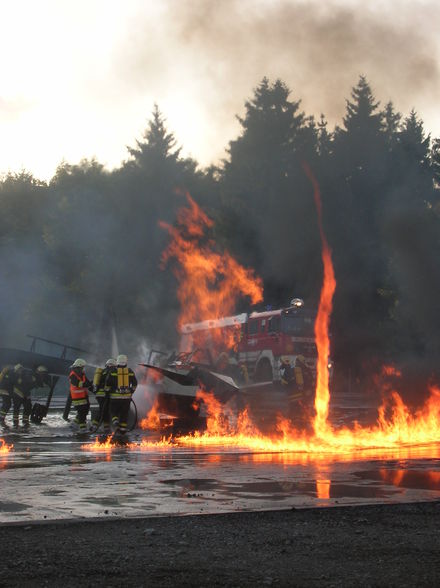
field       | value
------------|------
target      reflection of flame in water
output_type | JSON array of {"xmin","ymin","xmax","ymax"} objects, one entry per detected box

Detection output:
[
  {"xmin": 316, "ymin": 479, "xmax": 331, "ymax": 499},
  {"xmin": 0, "ymin": 438, "xmax": 12, "ymax": 454},
  {"xmin": 379, "ymin": 469, "xmax": 405, "ymax": 486},
  {"xmin": 379, "ymin": 468, "xmax": 440, "ymax": 489}
]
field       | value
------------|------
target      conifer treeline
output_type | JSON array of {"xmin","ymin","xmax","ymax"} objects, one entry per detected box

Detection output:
[{"xmin": 1, "ymin": 76, "xmax": 439, "ymax": 378}]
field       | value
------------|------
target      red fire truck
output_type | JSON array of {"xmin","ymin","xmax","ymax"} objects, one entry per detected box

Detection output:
[{"xmin": 178, "ymin": 299, "xmax": 321, "ymax": 384}]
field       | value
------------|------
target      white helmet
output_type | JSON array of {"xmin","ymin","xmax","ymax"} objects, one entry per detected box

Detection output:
[
  {"xmin": 105, "ymin": 358, "xmax": 117, "ymax": 367},
  {"xmin": 36, "ymin": 365, "xmax": 48, "ymax": 373},
  {"xmin": 72, "ymin": 358, "xmax": 86, "ymax": 368},
  {"xmin": 116, "ymin": 354, "xmax": 127, "ymax": 366},
  {"xmin": 14, "ymin": 364, "xmax": 24, "ymax": 372}
]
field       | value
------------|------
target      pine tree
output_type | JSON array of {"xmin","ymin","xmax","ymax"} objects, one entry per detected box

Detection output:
[
  {"xmin": 382, "ymin": 101, "xmax": 401, "ymax": 148},
  {"xmin": 127, "ymin": 104, "xmax": 181, "ymax": 168},
  {"xmin": 317, "ymin": 114, "xmax": 332, "ymax": 158}
]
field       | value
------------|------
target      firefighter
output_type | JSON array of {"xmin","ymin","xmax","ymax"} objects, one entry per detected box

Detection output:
[
  {"xmin": 12, "ymin": 364, "xmax": 49, "ymax": 427},
  {"xmin": 280, "ymin": 356, "xmax": 294, "ymax": 387},
  {"xmin": 295, "ymin": 355, "xmax": 312, "ymax": 393},
  {"xmin": 69, "ymin": 358, "xmax": 92, "ymax": 433},
  {"xmin": 90, "ymin": 358, "xmax": 116, "ymax": 433},
  {"xmin": 107, "ymin": 354, "xmax": 137, "ymax": 437},
  {"xmin": 0, "ymin": 364, "xmax": 21, "ymax": 426}
]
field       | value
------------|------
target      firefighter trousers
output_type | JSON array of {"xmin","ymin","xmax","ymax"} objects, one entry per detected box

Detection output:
[
  {"xmin": 12, "ymin": 393, "xmax": 32, "ymax": 426},
  {"xmin": 0, "ymin": 392, "xmax": 12, "ymax": 422},
  {"xmin": 93, "ymin": 396, "xmax": 110, "ymax": 430},
  {"xmin": 72, "ymin": 399, "xmax": 90, "ymax": 431},
  {"xmin": 110, "ymin": 397, "xmax": 131, "ymax": 433}
]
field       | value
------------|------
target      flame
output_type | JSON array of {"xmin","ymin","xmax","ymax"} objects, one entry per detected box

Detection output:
[
  {"xmin": 302, "ymin": 163, "xmax": 336, "ymax": 436},
  {"xmin": 160, "ymin": 192, "xmax": 263, "ymax": 352},
  {"xmin": 140, "ymin": 398, "xmax": 162, "ymax": 430},
  {"xmin": 85, "ymin": 176, "xmax": 440, "ymax": 459},
  {"xmin": 0, "ymin": 438, "xmax": 12, "ymax": 454},
  {"xmin": 161, "ymin": 171, "xmax": 440, "ymax": 457},
  {"xmin": 82, "ymin": 435, "xmax": 174, "ymax": 452},
  {"xmin": 382, "ymin": 365, "xmax": 402, "ymax": 377}
]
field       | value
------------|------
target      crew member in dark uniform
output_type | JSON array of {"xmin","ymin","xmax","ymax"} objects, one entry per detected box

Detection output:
[
  {"xmin": 0, "ymin": 364, "xmax": 21, "ymax": 426},
  {"xmin": 107, "ymin": 354, "xmax": 137, "ymax": 437},
  {"xmin": 12, "ymin": 365, "xmax": 49, "ymax": 427},
  {"xmin": 90, "ymin": 358, "xmax": 116, "ymax": 433},
  {"xmin": 280, "ymin": 356, "xmax": 294, "ymax": 387}
]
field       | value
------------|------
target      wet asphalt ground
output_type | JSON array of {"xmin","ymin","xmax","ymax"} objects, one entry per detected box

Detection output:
[{"xmin": 0, "ymin": 387, "xmax": 439, "ymax": 523}]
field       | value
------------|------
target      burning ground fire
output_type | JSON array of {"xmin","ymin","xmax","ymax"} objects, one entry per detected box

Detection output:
[
  {"xmin": 84, "ymin": 174, "xmax": 440, "ymax": 456},
  {"xmin": 0, "ymin": 439, "xmax": 12, "ymax": 454}
]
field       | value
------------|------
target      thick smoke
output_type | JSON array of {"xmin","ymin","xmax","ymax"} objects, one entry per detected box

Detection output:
[{"xmin": 117, "ymin": 0, "xmax": 440, "ymax": 163}]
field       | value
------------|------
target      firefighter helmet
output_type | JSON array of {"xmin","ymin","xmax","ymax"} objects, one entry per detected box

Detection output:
[
  {"xmin": 36, "ymin": 365, "xmax": 48, "ymax": 373},
  {"xmin": 296, "ymin": 355, "xmax": 305, "ymax": 365},
  {"xmin": 105, "ymin": 358, "xmax": 117, "ymax": 367},
  {"xmin": 71, "ymin": 358, "xmax": 86, "ymax": 368},
  {"xmin": 281, "ymin": 356, "xmax": 290, "ymax": 364},
  {"xmin": 116, "ymin": 354, "xmax": 127, "ymax": 366},
  {"xmin": 14, "ymin": 364, "xmax": 24, "ymax": 372}
]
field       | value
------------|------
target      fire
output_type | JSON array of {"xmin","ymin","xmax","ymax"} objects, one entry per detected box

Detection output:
[
  {"xmin": 162, "ymin": 170, "xmax": 440, "ymax": 457},
  {"xmin": 382, "ymin": 365, "xmax": 402, "ymax": 377},
  {"xmin": 94, "ymin": 174, "xmax": 440, "ymax": 459},
  {"xmin": 0, "ymin": 438, "xmax": 12, "ymax": 454},
  {"xmin": 302, "ymin": 162, "xmax": 336, "ymax": 436},
  {"xmin": 140, "ymin": 398, "xmax": 161, "ymax": 430},
  {"xmin": 82, "ymin": 435, "xmax": 174, "ymax": 452},
  {"xmin": 160, "ymin": 192, "xmax": 263, "ymax": 352}
]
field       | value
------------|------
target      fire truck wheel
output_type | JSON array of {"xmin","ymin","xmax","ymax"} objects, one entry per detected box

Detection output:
[{"xmin": 255, "ymin": 359, "xmax": 273, "ymax": 383}]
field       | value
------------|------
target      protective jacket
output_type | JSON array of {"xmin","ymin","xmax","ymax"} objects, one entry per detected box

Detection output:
[
  {"xmin": 280, "ymin": 363, "xmax": 293, "ymax": 386},
  {"xmin": 295, "ymin": 360, "xmax": 312, "ymax": 391},
  {"xmin": 0, "ymin": 366, "xmax": 16, "ymax": 396},
  {"xmin": 106, "ymin": 366, "xmax": 137, "ymax": 399},
  {"xmin": 69, "ymin": 369, "xmax": 91, "ymax": 406},
  {"xmin": 13, "ymin": 372, "xmax": 38, "ymax": 399},
  {"xmin": 93, "ymin": 367, "xmax": 111, "ymax": 398}
]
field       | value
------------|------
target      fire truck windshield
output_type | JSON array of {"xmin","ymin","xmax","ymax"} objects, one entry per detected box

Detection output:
[{"xmin": 281, "ymin": 313, "xmax": 315, "ymax": 337}]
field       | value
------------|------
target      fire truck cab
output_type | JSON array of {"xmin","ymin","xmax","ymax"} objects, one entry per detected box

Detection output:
[{"xmin": 240, "ymin": 304, "xmax": 316, "ymax": 382}]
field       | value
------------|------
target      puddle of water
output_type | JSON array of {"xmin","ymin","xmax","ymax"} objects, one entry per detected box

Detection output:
[
  {"xmin": 0, "ymin": 501, "xmax": 30, "ymax": 512},
  {"xmin": 159, "ymin": 478, "xmax": 397, "ymax": 501},
  {"xmin": 355, "ymin": 468, "xmax": 440, "ymax": 491}
]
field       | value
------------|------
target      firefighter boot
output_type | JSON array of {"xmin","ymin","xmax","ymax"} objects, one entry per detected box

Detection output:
[{"xmin": 111, "ymin": 415, "xmax": 120, "ymax": 433}]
